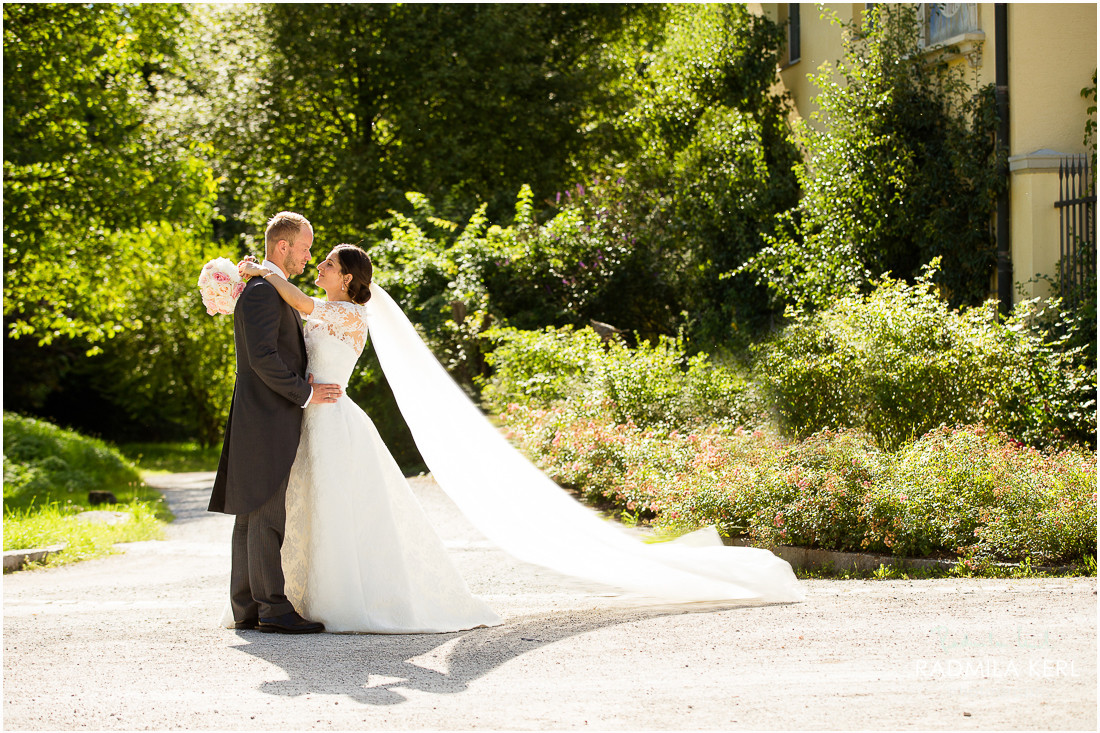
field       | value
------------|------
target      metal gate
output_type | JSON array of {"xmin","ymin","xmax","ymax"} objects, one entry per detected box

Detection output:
[{"xmin": 1055, "ymin": 155, "xmax": 1096, "ymax": 305}]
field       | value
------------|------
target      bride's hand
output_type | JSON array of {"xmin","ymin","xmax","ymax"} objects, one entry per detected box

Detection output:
[{"xmin": 238, "ymin": 257, "xmax": 268, "ymax": 279}]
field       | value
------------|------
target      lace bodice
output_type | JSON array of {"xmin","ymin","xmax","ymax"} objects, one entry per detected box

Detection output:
[{"xmin": 302, "ymin": 298, "xmax": 368, "ymax": 388}]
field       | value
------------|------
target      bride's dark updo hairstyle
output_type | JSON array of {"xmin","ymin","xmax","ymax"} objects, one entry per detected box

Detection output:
[{"xmin": 333, "ymin": 244, "xmax": 373, "ymax": 305}]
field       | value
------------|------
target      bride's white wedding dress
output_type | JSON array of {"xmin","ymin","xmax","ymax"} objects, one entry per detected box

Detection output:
[
  {"xmin": 222, "ymin": 283, "xmax": 803, "ymax": 632},
  {"xmin": 280, "ymin": 296, "xmax": 502, "ymax": 633}
]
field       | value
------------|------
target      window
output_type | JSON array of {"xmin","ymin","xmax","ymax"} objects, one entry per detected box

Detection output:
[
  {"xmin": 787, "ymin": 3, "xmax": 801, "ymax": 64},
  {"xmin": 864, "ymin": 3, "xmax": 877, "ymax": 32},
  {"xmin": 924, "ymin": 3, "xmax": 979, "ymax": 46}
]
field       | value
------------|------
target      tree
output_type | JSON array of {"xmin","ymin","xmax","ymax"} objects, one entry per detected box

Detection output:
[
  {"xmin": 599, "ymin": 4, "xmax": 800, "ymax": 345},
  {"xmin": 743, "ymin": 4, "xmax": 1003, "ymax": 311},
  {"xmin": 3, "ymin": 3, "xmax": 218, "ymax": 346},
  {"xmin": 364, "ymin": 5, "xmax": 800, "ymax": 350},
  {"xmin": 94, "ymin": 225, "xmax": 237, "ymax": 447},
  {"xmin": 4, "ymin": 4, "xmax": 236, "ymax": 444},
  {"xmin": 198, "ymin": 4, "xmax": 646, "ymax": 237}
]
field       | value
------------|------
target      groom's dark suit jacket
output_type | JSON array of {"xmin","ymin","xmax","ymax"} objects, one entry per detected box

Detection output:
[{"xmin": 209, "ymin": 277, "xmax": 310, "ymax": 516}]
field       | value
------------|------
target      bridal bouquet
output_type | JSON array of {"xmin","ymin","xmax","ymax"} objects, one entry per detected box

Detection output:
[{"xmin": 197, "ymin": 257, "xmax": 246, "ymax": 315}]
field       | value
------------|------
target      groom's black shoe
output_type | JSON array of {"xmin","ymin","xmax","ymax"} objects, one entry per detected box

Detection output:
[
  {"xmin": 234, "ymin": 618, "xmax": 259, "ymax": 630},
  {"xmin": 257, "ymin": 611, "xmax": 325, "ymax": 634}
]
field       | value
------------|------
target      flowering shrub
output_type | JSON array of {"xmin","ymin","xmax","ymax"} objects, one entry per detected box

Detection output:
[
  {"xmin": 865, "ymin": 427, "xmax": 1098, "ymax": 563},
  {"xmin": 755, "ymin": 268, "xmax": 1097, "ymax": 450},
  {"xmin": 500, "ymin": 406, "xmax": 1098, "ymax": 565},
  {"xmin": 500, "ymin": 400, "xmax": 688, "ymax": 512}
]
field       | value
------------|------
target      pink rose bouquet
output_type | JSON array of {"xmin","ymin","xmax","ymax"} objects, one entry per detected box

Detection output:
[{"xmin": 197, "ymin": 257, "xmax": 246, "ymax": 315}]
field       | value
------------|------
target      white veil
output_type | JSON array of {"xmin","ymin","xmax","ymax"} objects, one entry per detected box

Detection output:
[{"xmin": 366, "ymin": 283, "xmax": 805, "ymax": 604}]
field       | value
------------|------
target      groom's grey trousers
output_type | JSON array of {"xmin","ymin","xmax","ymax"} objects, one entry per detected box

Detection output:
[{"xmin": 230, "ymin": 478, "xmax": 295, "ymax": 620}]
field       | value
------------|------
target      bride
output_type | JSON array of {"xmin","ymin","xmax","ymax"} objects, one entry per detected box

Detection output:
[{"xmin": 238, "ymin": 244, "xmax": 803, "ymax": 633}]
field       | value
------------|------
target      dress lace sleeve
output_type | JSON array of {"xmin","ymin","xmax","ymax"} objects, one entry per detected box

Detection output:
[{"xmin": 305, "ymin": 298, "xmax": 368, "ymax": 354}]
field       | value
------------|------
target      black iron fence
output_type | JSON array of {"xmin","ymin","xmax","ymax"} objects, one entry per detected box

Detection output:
[{"xmin": 1055, "ymin": 155, "xmax": 1096, "ymax": 306}]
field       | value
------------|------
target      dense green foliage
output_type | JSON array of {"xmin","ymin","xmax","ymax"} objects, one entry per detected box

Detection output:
[
  {"xmin": 484, "ymin": 270, "xmax": 1097, "ymax": 564},
  {"xmin": 3, "ymin": 3, "xmax": 218, "ymax": 345},
  {"xmin": 5, "ymin": 4, "xmax": 798, "ymax": 449},
  {"xmin": 3, "ymin": 413, "xmax": 145, "ymax": 511},
  {"xmin": 482, "ymin": 325, "xmax": 756, "ymax": 430},
  {"xmin": 744, "ymin": 4, "xmax": 1002, "ymax": 310},
  {"xmin": 756, "ymin": 267, "xmax": 1097, "ymax": 450},
  {"xmin": 94, "ymin": 226, "xmax": 237, "ymax": 447},
  {"xmin": 3, "ymin": 3, "xmax": 232, "ymax": 445},
  {"xmin": 163, "ymin": 4, "xmax": 650, "ymax": 238},
  {"xmin": 4, "ymin": 225, "xmax": 237, "ymax": 447},
  {"xmin": 608, "ymin": 4, "xmax": 801, "ymax": 343},
  {"xmin": 483, "ymin": 268, "xmax": 1096, "ymax": 453}
]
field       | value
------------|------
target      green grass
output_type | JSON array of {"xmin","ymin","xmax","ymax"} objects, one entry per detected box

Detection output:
[
  {"xmin": 3, "ymin": 413, "xmax": 172, "ymax": 564},
  {"xmin": 3, "ymin": 413, "xmax": 152, "ymax": 512},
  {"xmin": 3, "ymin": 501, "xmax": 165, "ymax": 567},
  {"xmin": 118, "ymin": 441, "xmax": 221, "ymax": 474}
]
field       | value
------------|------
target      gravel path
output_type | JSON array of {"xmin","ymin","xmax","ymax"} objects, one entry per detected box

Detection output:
[{"xmin": 3, "ymin": 472, "xmax": 1096, "ymax": 730}]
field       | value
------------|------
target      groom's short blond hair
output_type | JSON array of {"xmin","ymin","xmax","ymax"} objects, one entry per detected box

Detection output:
[{"xmin": 265, "ymin": 211, "xmax": 311, "ymax": 252}]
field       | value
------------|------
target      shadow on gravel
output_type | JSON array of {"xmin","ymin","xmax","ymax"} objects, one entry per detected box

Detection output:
[{"xmin": 232, "ymin": 600, "xmax": 790, "ymax": 704}]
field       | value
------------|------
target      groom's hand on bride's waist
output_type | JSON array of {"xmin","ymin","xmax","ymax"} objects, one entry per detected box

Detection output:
[{"xmin": 307, "ymin": 374, "xmax": 342, "ymax": 404}]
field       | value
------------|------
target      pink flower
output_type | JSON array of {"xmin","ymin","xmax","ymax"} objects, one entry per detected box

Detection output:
[
  {"xmin": 232, "ymin": 282, "xmax": 245, "ymax": 298},
  {"xmin": 213, "ymin": 271, "xmax": 230, "ymax": 283}
]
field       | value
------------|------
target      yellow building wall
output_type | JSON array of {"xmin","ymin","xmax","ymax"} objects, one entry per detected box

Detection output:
[
  {"xmin": 754, "ymin": 3, "xmax": 873, "ymax": 129},
  {"xmin": 753, "ymin": 3, "xmax": 1096, "ymax": 303},
  {"xmin": 1009, "ymin": 155, "xmax": 1067, "ymax": 300},
  {"xmin": 1009, "ymin": 3, "xmax": 1095, "ymax": 158},
  {"xmin": 1004, "ymin": 3, "xmax": 1095, "ymax": 300},
  {"xmin": 759, "ymin": 3, "xmax": 1094, "ymax": 155}
]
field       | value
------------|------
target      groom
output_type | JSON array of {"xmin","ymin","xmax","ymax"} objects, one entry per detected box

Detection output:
[{"xmin": 209, "ymin": 211, "xmax": 341, "ymax": 634}]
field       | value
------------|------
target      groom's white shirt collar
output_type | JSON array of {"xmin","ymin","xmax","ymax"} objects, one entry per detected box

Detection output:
[{"xmin": 261, "ymin": 258, "xmax": 289, "ymax": 279}]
